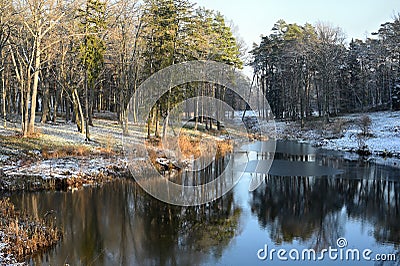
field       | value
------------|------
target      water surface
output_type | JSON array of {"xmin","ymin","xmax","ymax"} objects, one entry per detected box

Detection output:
[{"xmin": 9, "ymin": 141, "xmax": 400, "ymax": 265}]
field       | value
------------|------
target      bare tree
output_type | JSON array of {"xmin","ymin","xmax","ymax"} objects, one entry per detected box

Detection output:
[{"xmin": 10, "ymin": 0, "xmax": 65, "ymax": 137}]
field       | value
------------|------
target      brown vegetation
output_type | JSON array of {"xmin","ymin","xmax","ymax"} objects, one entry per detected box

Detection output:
[
  {"xmin": 178, "ymin": 134, "xmax": 202, "ymax": 159},
  {"xmin": 41, "ymin": 145, "xmax": 91, "ymax": 159},
  {"xmin": 357, "ymin": 114, "xmax": 372, "ymax": 137},
  {"xmin": 0, "ymin": 198, "xmax": 61, "ymax": 262},
  {"xmin": 147, "ymin": 133, "xmax": 233, "ymax": 162},
  {"xmin": 216, "ymin": 140, "xmax": 233, "ymax": 156}
]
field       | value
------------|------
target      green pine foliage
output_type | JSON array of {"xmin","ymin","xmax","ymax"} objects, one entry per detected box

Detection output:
[
  {"xmin": 251, "ymin": 16, "xmax": 400, "ymax": 122},
  {"xmin": 140, "ymin": 0, "xmax": 243, "ymax": 137},
  {"xmin": 78, "ymin": 0, "xmax": 106, "ymax": 86}
]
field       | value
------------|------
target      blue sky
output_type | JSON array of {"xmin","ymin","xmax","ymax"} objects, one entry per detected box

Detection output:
[{"xmin": 194, "ymin": 0, "xmax": 400, "ymax": 47}]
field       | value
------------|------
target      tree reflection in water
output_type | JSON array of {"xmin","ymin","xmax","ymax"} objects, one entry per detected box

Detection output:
[
  {"xmin": 250, "ymin": 173, "xmax": 400, "ymax": 255},
  {"xmin": 8, "ymin": 142, "xmax": 400, "ymax": 266},
  {"xmin": 11, "ymin": 180, "xmax": 241, "ymax": 265}
]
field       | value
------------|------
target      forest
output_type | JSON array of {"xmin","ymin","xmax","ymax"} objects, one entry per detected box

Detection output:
[
  {"xmin": 0, "ymin": 0, "xmax": 399, "ymax": 139},
  {"xmin": 0, "ymin": 0, "xmax": 243, "ymax": 140},
  {"xmin": 250, "ymin": 19, "xmax": 400, "ymax": 123}
]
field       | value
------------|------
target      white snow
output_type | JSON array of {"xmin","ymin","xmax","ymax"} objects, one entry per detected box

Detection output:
[
  {"xmin": 221, "ymin": 110, "xmax": 400, "ymax": 159},
  {"xmin": 0, "ymin": 235, "xmax": 21, "ymax": 266},
  {"xmin": 2, "ymin": 157, "xmax": 132, "ymax": 182},
  {"xmin": 318, "ymin": 111, "xmax": 400, "ymax": 154},
  {"xmin": 0, "ymin": 117, "xmax": 147, "ymax": 182},
  {"xmin": 1, "ymin": 110, "xmax": 399, "ymax": 178},
  {"xmin": 273, "ymin": 111, "xmax": 400, "ymax": 167}
]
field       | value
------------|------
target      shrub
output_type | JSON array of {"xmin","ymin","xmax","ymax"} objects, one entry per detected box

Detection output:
[
  {"xmin": 0, "ymin": 198, "xmax": 61, "ymax": 262},
  {"xmin": 354, "ymin": 114, "xmax": 372, "ymax": 155},
  {"xmin": 357, "ymin": 115, "xmax": 372, "ymax": 136}
]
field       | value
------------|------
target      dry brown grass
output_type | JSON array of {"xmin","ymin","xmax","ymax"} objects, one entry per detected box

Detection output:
[
  {"xmin": 145, "ymin": 132, "xmax": 234, "ymax": 167},
  {"xmin": 147, "ymin": 148, "xmax": 164, "ymax": 172},
  {"xmin": 179, "ymin": 134, "xmax": 233, "ymax": 159},
  {"xmin": 0, "ymin": 198, "xmax": 61, "ymax": 262},
  {"xmin": 145, "ymin": 136, "xmax": 162, "ymax": 149},
  {"xmin": 100, "ymin": 133, "xmax": 116, "ymax": 155},
  {"xmin": 217, "ymin": 140, "xmax": 233, "ymax": 156},
  {"xmin": 178, "ymin": 134, "xmax": 202, "ymax": 159},
  {"xmin": 41, "ymin": 145, "xmax": 91, "ymax": 159}
]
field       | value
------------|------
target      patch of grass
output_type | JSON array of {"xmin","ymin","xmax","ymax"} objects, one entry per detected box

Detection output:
[
  {"xmin": 147, "ymin": 148, "xmax": 163, "ymax": 172},
  {"xmin": 95, "ymin": 134, "xmax": 118, "ymax": 157},
  {"xmin": 145, "ymin": 130, "xmax": 233, "ymax": 162},
  {"xmin": 0, "ymin": 132, "xmax": 119, "ymax": 161},
  {"xmin": 0, "ymin": 134, "xmax": 45, "ymax": 153},
  {"xmin": 178, "ymin": 133, "xmax": 233, "ymax": 159},
  {"xmin": 217, "ymin": 140, "xmax": 233, "ymax": 156},
  {"xmin": 178, "ymin": 134, "xmax": 202, "ymax": 159},
  {"xmin": 41, "ymin": 145, "xmax": 91, "ymax": 159},
  {"xmin": 145, "ymin": 136, "xmax": 162, "ymax": 148}
]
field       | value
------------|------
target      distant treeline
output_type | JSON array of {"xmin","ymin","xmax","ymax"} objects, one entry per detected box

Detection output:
[{"xmin": 250, "ymin": 18, "xmax": 400, "ymax": 122}]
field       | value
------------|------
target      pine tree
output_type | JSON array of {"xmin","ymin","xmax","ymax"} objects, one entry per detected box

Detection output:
[{"xmin": 78, "ymin": 0, "xmax": 107, "ymax": 141}]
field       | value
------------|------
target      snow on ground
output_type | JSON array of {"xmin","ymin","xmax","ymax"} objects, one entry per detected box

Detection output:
[
  {"xmin": 318, "ymin": 111, "xmax": 400, "ymax": 154},
  {"xmin": 2, "ymin": 110, "xmax": 399, "ymax": 168},
  {"xmin": 274, "ymin": 110, "xmax": 400, "ymax": 167},
  {"xmin": 35, "ymin": 118, "xmax": 144, "ymax": 148},
  {"xmin": 2, "ymin": 157, "xmax": 128, "ymax": 181},
  {"xmin": 0, "ymin": 120, "xmax": 20, "ymax": 137},
  {"xmin": 222, "ymin": 110, "xmax": 399, "ymax": 159},
  {"xmin": 0, "ymin": 115, "xmax": 148, "ymax": 187}
]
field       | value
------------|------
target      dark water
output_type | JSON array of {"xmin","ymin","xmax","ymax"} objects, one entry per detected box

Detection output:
[{"xmin": 9, "ymin": 141, "xmax": 400, "ymax": 265}]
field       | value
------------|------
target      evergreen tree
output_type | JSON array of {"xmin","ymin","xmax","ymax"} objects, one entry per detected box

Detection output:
[{"xmin": 78, "ymin": 0, "xmax": 107, "ymax": 140}]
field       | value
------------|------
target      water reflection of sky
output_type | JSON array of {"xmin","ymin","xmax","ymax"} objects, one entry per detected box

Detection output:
[
  {"xmin": 216, "ymin": 139, "xmax": 400, "ymax": 265},
  {"xmin": 216, "ymin": 173, "xmax": 399, "ymax": 266},
  {"xmin": 246, "ymin": 160, "xmax": 344, "ymax": 176}
]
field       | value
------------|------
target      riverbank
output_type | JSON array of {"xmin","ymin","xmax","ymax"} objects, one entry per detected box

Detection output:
[
  {"xmin": 1, "ymin": 110, "xmax": 399, "ymax": 188},
  {"xmin": 0, "ymin": 115, "xmax": 135, "ymax": 263},
  {"xmin": 0, "ymin": 115, "xmax": 139, "ymax": 192},
  {"xmin": 0, "ymin": 198, "xmax": 61, "ymax": 264},
  {"xmin": 275, "ymin": 110, "xmax": 400, "ymax": 167}
]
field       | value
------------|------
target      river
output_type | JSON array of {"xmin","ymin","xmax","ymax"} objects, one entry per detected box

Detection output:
[{"xmin": 9, "ymin": 141, "xmax": 400, "ymax": 265}]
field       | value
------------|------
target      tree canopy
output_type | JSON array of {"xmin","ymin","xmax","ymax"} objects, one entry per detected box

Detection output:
[
  {"xmin": 0, "ymin": 0, "xmax": 243, "ymax": 137},
  {"xmin": 250, "ymin": 16, "xmax": 400, "ymax": 124}
]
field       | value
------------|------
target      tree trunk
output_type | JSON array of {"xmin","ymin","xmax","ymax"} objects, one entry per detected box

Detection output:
[
  {"xmin": 41, "ymin": 81, "xmax": 50, "ymax": 124},
  {"xmin": 53, "ymin": 84, "xmax": 61, "ymax": 123},
  {"xmin": 1, "ymin": 69, "xmax": 6, "ymax": 128},
  {"xmin": 89, "ymin": 83, "xmax": 94, "ymax": 126},
  {"xmin": 65, "ymin": 96, "xmax": 70, "ymax": 122},
  {"xmin": 122, "ymin": 103, "xmax": 128, "ymax": 135},
  {"xmin": 23, "ymin": 72, "xmax": 31, "ymax": 137},
  {"xmin": 194, "ymin": 97, "xmax": 198, "ymax": 130},
  {"xmin": 147, "ymin": 112, "xmax": 151, "ymax": 139},
  {"xmin": 72, "ymin": 89, "xmax": 84, "ymax": 133},
  {"xmin": 155, "ymin": 107, "xmax": 159, "ymax": 138},
  {"xmin": 27, "ymin": 37, "xmax": 42, "ymax": 136},
  {"xmin": 84, "ymin": 72, "xmax": 90, "ymax": 141}
]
